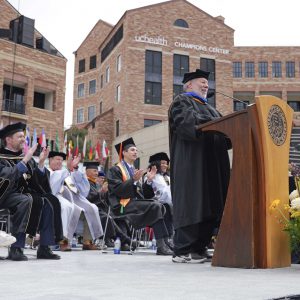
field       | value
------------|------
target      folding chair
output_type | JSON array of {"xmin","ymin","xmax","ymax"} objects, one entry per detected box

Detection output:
[{"xmin": 0, "ymin": 208, "xmax": 11, "ymax": 258}]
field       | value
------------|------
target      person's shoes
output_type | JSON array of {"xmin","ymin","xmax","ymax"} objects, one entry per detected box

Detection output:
[
  {"xmin": 82, "ymin": 243, "xmax": 99, "ymax": 250},
  {"xmin": 172, "ymin": 253, "xmax": 206, "ymax": 264},
  {"xmin": 172, "ymin": 254, "xmax": 191, "ymax": 263},
  {"xmin": 7, "ymin": 247, "xmax": 28, "ymax": 261},
  {"xmin": 121, "ymin": 243, "xmax": 131, "ymax": 251},
  {"xmin": 37, "ymin": 246, "xmax": 61, "ymax": 260},
  {"xmin": 59, "ymin": 240, "xmax": 71, "ymax": 252},
  {"xmin": 164, "ymin": 238, "xmax": 174, "ymax": 251},
  {"xmin": 0, "ymin": 231, "xmax": 16, "ymax": 247},
  {"xmin": 156, "ymin": 238, "xmax": 173, "ymax": 255}
]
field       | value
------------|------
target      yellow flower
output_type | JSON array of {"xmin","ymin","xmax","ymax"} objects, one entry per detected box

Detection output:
[
  {"xmin": 291, "ymin": 211, "xmax": 300, "ymax": 218},
  {"xmin": 269, "ymin": 199, "xmax": 280, "ymax": 211}
]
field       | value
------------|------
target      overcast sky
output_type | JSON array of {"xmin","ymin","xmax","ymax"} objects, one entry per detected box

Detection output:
[{"xmin": 6, "ymin": 0, "xmax": 300, "ymax": 128}]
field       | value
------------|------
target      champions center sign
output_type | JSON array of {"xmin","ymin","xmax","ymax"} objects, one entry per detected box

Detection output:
[{"xmin": 134, "ymin": 34, "xmax": 230, "ymax": 55}]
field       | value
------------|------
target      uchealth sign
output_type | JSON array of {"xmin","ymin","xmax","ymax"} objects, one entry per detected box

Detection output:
[{"xmin": 134, "ymin": 34, "xmax": 230, "ymax": 55}]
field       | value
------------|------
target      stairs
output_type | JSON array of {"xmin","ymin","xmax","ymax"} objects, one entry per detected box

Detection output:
[{"xmin": 289, "ymin": 127, "xmax": 300, "ymax": 165}]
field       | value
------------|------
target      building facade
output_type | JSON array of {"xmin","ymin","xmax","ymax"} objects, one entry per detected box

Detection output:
[
  {"xmin": 0, "ymin": 0, "xmax": 67, "ymax": 146},
  {"xmin": 72, "ymin": 0, "xmax": 300, "ymax": 164}
]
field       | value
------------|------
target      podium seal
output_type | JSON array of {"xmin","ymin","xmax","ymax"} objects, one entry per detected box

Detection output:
[{"xmin": 267, "ymin": 105, "xmax": 287, "ymax": 146}]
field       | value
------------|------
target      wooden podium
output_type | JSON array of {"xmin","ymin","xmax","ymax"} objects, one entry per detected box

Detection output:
[{"xmin": 197, "ymin": 95, "xmax": 293, "ymax": 268}]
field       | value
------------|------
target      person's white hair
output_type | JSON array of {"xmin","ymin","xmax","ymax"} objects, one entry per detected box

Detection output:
[{"xmin": 183, "ymin": 81, "xmax": 191, "ymax": 92}]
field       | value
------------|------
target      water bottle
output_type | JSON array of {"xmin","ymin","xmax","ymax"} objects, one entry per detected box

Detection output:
[
  {"xmin": 114, "ymin": 237, "xmax": 121, "ymax": 254},
  {"xmin": 71, "ymin": 236, "xmax": 77, "ymax": 248},
  {"xmin": 151, "ymin": 238, "xmax": 157, "ymax": 250}
]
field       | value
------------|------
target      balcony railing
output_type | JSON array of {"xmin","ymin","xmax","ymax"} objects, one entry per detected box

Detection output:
[{"xmin": 2, "ymin": 99, "xmax": 25, "ymax": 114}]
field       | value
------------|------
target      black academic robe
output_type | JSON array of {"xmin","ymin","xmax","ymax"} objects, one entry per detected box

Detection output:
[
  {"xmin": 107, "ymin": 165, "xmax": 165, "ymax": 229},
  {"xmin": 0, "ymin": 148, "xmax": 63, "ymax": 242},
  {"xmin": 168, "ymin": 94, "xmax": 231, "ymax": 229}
]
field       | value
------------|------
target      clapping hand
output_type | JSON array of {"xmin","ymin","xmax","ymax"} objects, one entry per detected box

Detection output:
[
  {"xmin": 22, "ymin": 143, "xmax": 38, "ymax": 164},
  {"xmin": 67, "ymin": 153, "xmax": 81, "ymax": 171},
  {"xmin": 146, "ymin": 165, "xmax": 157, "ymax": 182},
  {"xmin": 133, "ymin": 168, "xmax": 145, "ymax": 181}
]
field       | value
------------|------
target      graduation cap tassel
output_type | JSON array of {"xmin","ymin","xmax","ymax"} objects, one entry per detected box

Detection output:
[{"xmin": 118, "ymin": 142, "xmax": 123, "ymax": 162}]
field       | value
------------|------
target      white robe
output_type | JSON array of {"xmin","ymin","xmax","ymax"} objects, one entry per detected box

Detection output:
[
  {"xmin": 48, "ymin": 168, "xmax": 82, "ymax": 240},
  {"xmin": 64, "ymin": 170, "xmax": 103, "ymax": 240}
]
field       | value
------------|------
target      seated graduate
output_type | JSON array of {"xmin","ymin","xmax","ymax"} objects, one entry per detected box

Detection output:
[
  {"xmin": 85, "ymin": 162, "xmax": 134, "ymax": 250},
  {"xmin": 48, "ymin": 151, "xmax": 95, "ymax": 251},
  {"xmin": 0, "ymin": 122, "xmax": 62, "ymax": 261},
  {"xmin": 107, "ymin": 137, "xmax": 173, "ymax": 255},
  {"xmin": 143, "ymin": 152, "xmax": 174, "ymax": 250}
]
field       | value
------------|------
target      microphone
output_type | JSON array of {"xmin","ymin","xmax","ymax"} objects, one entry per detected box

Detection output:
[{"xmin": 207, "ymin": 90, "xmax": 249, "ymax": 107}]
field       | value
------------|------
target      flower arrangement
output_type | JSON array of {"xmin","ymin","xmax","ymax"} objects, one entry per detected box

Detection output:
[{"xmin": 269, "ymin": 192, "xmax": 300, "ymax": 252}]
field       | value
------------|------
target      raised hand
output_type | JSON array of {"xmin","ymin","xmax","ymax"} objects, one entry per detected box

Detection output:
[
  {"xmin": 146, "ymin": 165, "xmax": 157, "ymax": 182},
  {"xmin": 133, "ymin": 169, "xmax": 145, "ymax": 182},
  {"xmin": 22, "ymin": 143, "xmax": 38, "ymax": 164}
]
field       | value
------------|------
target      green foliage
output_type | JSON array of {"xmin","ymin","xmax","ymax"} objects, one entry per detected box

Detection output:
[
  {"xmin": 65, "ymin": 126, "xmax": 87, "ymax": 153},
  {"xmin": 284, "ymin": 218, "xmax": 300, "ymax": 252}
]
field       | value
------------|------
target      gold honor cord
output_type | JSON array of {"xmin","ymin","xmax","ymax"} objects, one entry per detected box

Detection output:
[{"xmin": 0, "ymin": 155, "xmax": 24, "ymax": 160}]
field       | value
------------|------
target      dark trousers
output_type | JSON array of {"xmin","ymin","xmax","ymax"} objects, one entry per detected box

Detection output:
[
  {"xmin": 173, "ymin": 220, "xmax": 215, "ymax": 256},
  {"xmin": 163, "ymin": 204, "xmax": 173, "ymax": 237},
  {"xmin": 152, "ymin": 218, "xmax": 169, "ymax": 240}
]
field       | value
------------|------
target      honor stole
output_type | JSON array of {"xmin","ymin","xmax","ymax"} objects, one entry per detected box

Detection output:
[{"xmin": 117, "ymin": 162, "xmax": 131, "ymax": 213}]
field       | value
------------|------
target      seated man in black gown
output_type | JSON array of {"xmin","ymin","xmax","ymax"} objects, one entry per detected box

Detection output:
[
  {"xmin": 107, "ymin": 137, "xmax": 172, "ymax": 255},
  {"xmin": 0, "ymin": 122, "xmax": 62, "ymax": 261}
]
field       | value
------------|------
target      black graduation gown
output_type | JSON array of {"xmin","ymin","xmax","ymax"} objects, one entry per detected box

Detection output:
[
  {"xmin": 107, "ymin": 165, "xmax": 165, "ymax": 229},
  {"xmin": 0, "ymin": 148, "xmax": 63, "ymax": 242},
  {"xmin": 168, "ymin": 94, "xmax": 231, "ymax": 229}
]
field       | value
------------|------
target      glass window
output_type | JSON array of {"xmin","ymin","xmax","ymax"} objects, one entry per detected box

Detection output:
[
  {"xmin": 173, "ymin": 54, "xmax": 189, "ymax": 77},
  {"xmin": 117, "ymin": 55, "xmax": 121, "ymax": 72},
  {"xmin": 233, "ymin": 101, "xmax": 249, "ymax": 111},
  {"xmin": 88, "ymin": 106, "xmax": 96, "ymax": 121},
  {"xmin": 272, "ymin": 61, "xmax": 282, "ymax": 78},
  {"xmin": 259, "ymin": 91, "xmax": 282, "ymax": 99},
  {"xmin": 174, "ymin": 19, "xmax": 189, "ymax": 28},
  {"xmin": 116, "ymin": 85, "xmax": 121, "ymax": 102},
  {"xmin": 76, "ymin": 108, "xmax": 84, "ymax": 123},
  {"xmin": 79, "ymin": 59, "xmax": 85, "ymax": 73},
  {"xmin": 105, "ymin": 67, "xmax": 110, "ymax": 83},
  {"xmin": 89, "ymin": 55, "xmax": 97, "ymax": 69},
  {"xmin": 77, "ymin": 83, "xmax": 84, "ymax": 98},
  {"xmin": 286, "ymin": 61, "xmax": 295, "ymax": 78},
  {"xmin": 116, "ymin": 120, "xmax": 119, "ymax": 137},
  {"xmin": 146, "ymin": 50, "xmax": 162, "ymax": 74},
  {"xmin": 233, "ymin": 62, "xmax": 242, "ymax": 78},
  {"xmin": 2, "ymin": 84, "xmax": 25, "ymax": 114},
  {"xmin": 144, "ymin": 119, "xmax": 162, "ymax": 128},
  {"xmin": 258, "ymin": 61, "xmax": 268, "ymax": 78},
  {"xmin": 33, "ymin": 92, "xmax": 45, "ymax": 109},
  {"xmin": 89, "ymin": 80, "xmax": 96, "ymax": 95},
  {"xmin": 173, "ymin": 84, "xmax": 183, "ymax": 99},
  {"xmin": 287, "ymin": 92, "xmax": 300, "ymax": 111},
  {"xmin": 100, "ymin": 74, "xmax": 103, "ymax": 88},
  {"xmin": 233, "ymin": 91, "xmax": 255, "ymax": 104},
  {"xmin": 245, "ymin": 62, "xmax": 255, "ymax": 78},
  {"xmin": 145, "ymin": 82, "xmax": 162, "ymax": 105},
  {"xmin": 200, "ymin": 58, "xmax": 215, "ymax": 81}
]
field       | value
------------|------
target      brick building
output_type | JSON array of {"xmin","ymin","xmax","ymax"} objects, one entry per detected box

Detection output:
[
  {"xmin": 72, "ymin": 0, "xmax": 300, "ymax": 164},
  {"xmin": 0, "ymin": 0, "xmax": 66, "ymax": 146}
]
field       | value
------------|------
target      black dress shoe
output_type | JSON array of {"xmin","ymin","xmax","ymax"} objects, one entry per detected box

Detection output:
[
  {"xmin": 164, "ymin": 238, "xmax": 174, "ymax": 251},
  {"xmin": 37, "ymin": 246, "xmax": 61, "ymax": 260},
  {"xmin": 7, "ymin": 247, "xmax": 28, "ymax": 261}
]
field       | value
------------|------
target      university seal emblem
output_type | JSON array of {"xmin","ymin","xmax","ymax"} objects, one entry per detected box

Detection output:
[{"xmin": 267, "ymin": 105, "xmax": 287, "ymax": 146}]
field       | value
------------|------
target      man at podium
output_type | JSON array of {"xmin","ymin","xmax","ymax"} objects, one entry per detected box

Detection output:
[{"xmin": 169, "ymin": 69, "xmax": 231, "ymax": 263}]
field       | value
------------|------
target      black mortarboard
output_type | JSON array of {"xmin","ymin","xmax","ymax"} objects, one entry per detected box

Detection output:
[
  {"xmin": 83, "ymin": 161, "xmax": 99, "ymax": 170},
  {"xmin": 114, "ymin": 137, "xmax": 136, "ymax": 161},
  {"xmin": 0, "ymin": 122, "xmax": 26, "ymax": 139},
  {"xmin": 182, "ymin": 69, "xmax": 210, "ymax": 84},
  {"xmin": 48, "ymin": 151, "xmax": 66, "ymax": 160},
  {"xmin": 98, "ymin": 171, "xmax": 106, "ymax": 177},
  {"xmin": 149, "ymin": 152, "xmax": 170, "ymax": 163}
]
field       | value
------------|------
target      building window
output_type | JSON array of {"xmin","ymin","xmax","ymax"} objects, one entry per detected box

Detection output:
[
  {"xmin": 272, "ymin": 61, "xmax": 282, "ymax": 78},
  {"xmin": 286, "ymin": 61, "xmax": 295, "ymax": 78},
  {"xmin": 145, "ymin": 82, "xmax": 162, "ymax": 105},
  {"xmin": 88, "ymin": 105, "xmax": 96, "ymax": 121},
  {"xmin": 173, "ymin": 84, "xmax": 183, "ymax": 99},
  {"xmin": 89, "ymin": 55, "xmax": 97, "ymax": 69},
  {"xmin": 146, "ymin": 50, "xmax": 162, "ymax": 75},
  {"xmin": 174, "ymin": 19, "xmax": 189, "ymax": 28},
  {"xmin": 99, "ymin": 101, "xmax": 103, "ymax": 114},
  {"xmin": 144, "ymin": 119, "xmax": 162, "ymax": 128},
  {"xmin": 117, "ymin": 55, "xmax": 121, "ymax": 72},
  {"xmin": 287, "ymin": 92, "xmax": 300, "ymax": 112},
  {"xmin": 116, "ymin": 120, "xmax": 119, "ymax": 137},
  {"xmin": 233, "ymin": 62, "xmax": 242, "ymax": 78},
  {"xmin": 33, "ymin": 91, "xmax": 53, "ymax": 110},
  {"xmin": 200, "ymin": 58, "xmax": 215, "ymax": 81},
  {"xmin": 101, "ymin": 25, "xmax": 123, "ymax": 63},
  {"xmin": 2, "ymin": 84, "xmax": 25, "ymax": 114},
  {"xmin": 89, "ymin": 80, "xmax": 96, "ymax": 95},
  {"xmin": 207, "ymin": 89, "xmax": 215, "ymax": 108},
  {"xmin": 116, "ymin": 85, "xmax": 121, "ymax": 102},
  {"xmin": 77, "ymin": 83, "xmax": 84, "ymax": 98},
  {"xmin": 76, "ymin": 108, "xmax": 84, "ymax": 123},
  {"xmin": 260, "ymin": 91, "xmax": 282, "ymax": 99},
  {"xmin": 258, "ymin": 61, "xmax": 268, "ymax": 78},
  {"xmin": 105, "ymin": 67, "xmax": 110, "ymax": 83},
  {"xmin": 79, "ymin": 59, "xmax": 85, "ymax": 73},
  {"xmin": 100, "ymin": 74, "xmax": 103, "ymax": 88},
  {"xmin": 245, "ymin": 62, "xmax": 255, "ymax": 78},
  {"xmin": 233, "ymin": 91, "xmax": 255, "ymax": 107},
  {"xmin": 233, "ymin": 101, "xmax": 249, "ymax": 111},
  {"xmin": 173, "ymin": 54, "xmax": 189, "ymax": 77}
]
